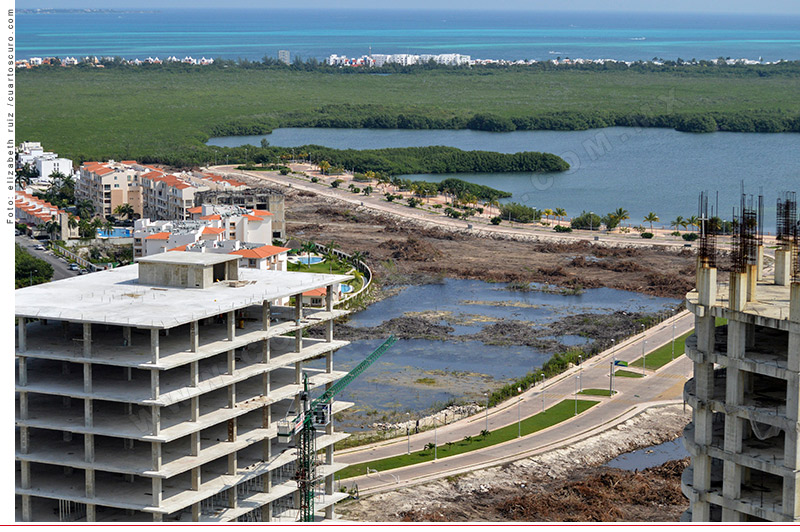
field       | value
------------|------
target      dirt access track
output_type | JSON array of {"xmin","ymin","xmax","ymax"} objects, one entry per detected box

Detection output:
[{"xmin": 229, "ymin": 168, "xmax": 701, "ymax": 299}]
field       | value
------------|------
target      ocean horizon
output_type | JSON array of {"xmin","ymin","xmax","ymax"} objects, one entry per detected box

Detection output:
[{"xmin": 16, "ymin": 8, "xmax": 800, "ymax": 63}]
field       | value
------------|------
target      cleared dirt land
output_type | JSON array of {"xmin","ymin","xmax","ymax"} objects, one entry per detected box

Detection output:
[{"xmin": 282, "ymin": 186, "xmax": 698, "ymax": 299}]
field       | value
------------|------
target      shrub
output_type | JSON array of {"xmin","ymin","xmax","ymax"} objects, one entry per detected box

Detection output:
[
  {"xmin": 278, "ymin": 167, "xmax": 290, "ymax": 175},
  {"xmin": 554, "ymin": 225, "xmax": 572, "ymax": 233},
  {"xmin": 490, "ymin": 216, "xmax": 502, "ymax": 225},
  {"xmin": 571, "ymin": 211, "xmax": 603, "ymax": 230},
  {"xmin": 671, "ymin": 231, "xmax": 682, "ymax": 237},
  {"xmin": 641, "ymin": 232, "xmax": 654, "ymax": 239},
  {"xmin": 499, "ymin": 202, "xmax": 541, "ymax": 223},
  {"xmin": 310, "ymin": 176, "xmax": 319, "ymax": 183},
  {"xmin": 407, "ymin": 197, "xmax": 421, "ymax": 208},
  {"xmin": 351, "ymin": 187, "xmax": 361, "ymax": 194},
  {"xmin": 682, "ymin": 232, "xmax": 699, "ymax": 241},
  {"xmin": 331, "ymin": 179, "xmax": 343, "ymax": 188},
  {"xmin": 431, "ymin": 204, "xmax": 442, "ymax": 209}
]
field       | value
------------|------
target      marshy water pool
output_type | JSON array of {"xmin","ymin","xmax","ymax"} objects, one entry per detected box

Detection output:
[{"xmin": 307, "ymin": 278, "xmax": 678, "ymax": 431}]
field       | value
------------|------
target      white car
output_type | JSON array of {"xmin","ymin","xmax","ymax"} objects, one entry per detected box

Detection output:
[{"xmin": 34, "ymin": 244, "xmax": 46, "ymax": 251}]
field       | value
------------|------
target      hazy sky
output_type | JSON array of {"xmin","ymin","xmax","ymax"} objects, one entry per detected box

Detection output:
[{"xmin": 15, "ymin": 1, "xmax": 800, "ymax": 15}]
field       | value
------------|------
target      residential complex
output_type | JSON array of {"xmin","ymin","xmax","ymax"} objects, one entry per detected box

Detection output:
[
  {"xmin": 76, "ymin": 160, "xmax": 248, "ymax": 220},
  {"xmin": 15, "ymin": 190, "xmax": 79, "ymax": 240},
  {"xmin": 683, "ymin": 222, "xmax": 800, "ymax": 521},
  {"xmin": 194, "ymin": 189, "xmax": 286, "ymax": 240},
  {"xmin": 15, "ymin": 251, "xmax": 354, "ymax": 522},
  {"xmin": 16, "ymin": 142, "xmax": 74, "ymax": 183}
]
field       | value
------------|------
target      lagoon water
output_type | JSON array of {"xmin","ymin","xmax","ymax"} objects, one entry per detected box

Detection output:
[
  {"xmin": 209, "ymin": 127, "xmax": 800, "ymax": 231},
  {"xmin": 306, "ymin": 279, "xmax": 678, "ymax": 431},
  {"xmin": 17, "ymin": 9, "xmax": 800, "ymax": 62}
]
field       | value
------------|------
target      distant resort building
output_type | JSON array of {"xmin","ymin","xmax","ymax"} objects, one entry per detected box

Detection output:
[{"xmin": 16, "ymin": 141, "xmax": 74, "ymax": 183}]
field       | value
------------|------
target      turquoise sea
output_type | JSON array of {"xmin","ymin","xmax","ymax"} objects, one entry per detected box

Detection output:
[{"xmin": 16, "ymin": 9, "xmax": 800, "ymax": 62}]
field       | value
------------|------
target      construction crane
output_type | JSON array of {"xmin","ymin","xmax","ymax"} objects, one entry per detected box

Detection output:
[{"xmin": 277, "ymin": 335, "xmax": 397, "ymax": 522}]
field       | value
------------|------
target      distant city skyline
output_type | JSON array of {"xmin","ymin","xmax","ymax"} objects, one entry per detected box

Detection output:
[{"xmin": 15, "ymin": 1, "xmax": 800, "ymax": 16}]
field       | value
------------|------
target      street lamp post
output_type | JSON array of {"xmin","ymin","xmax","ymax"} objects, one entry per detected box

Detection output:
[
  {"xmin": 540, "ymin": 373, "xmax": 545, "ymax": 412},
  {"xmin": 610, "ymin": 358, "xmax": 615, "ymax": 396},
  {"xmin": 672, "ymin": 321, "xmax": 676, "ymax": 360},
  {"xmin": 642, "ymin": 339, "xmax": 647, "ymax": 376},
  {"xmin": 575, "ymin": 376, "xmax": 579, "ymax": 415},
  {"xmin": 517, "ymin": 387, "xmax": 523, "ymax": 438},
  {"xmin": 484, "ymin": 392, "xmax": 489, "ymax": 433},
  {"xmin": 434, "ymin": 416, "xmax": 438, "ymax": 461},
  {"xmin": 406, "ymin": 412, "xmax": 411, "ymax": 455}
]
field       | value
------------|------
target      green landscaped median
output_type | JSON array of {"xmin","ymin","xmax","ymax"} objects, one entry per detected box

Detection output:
[
  {"xmin": 614, "ymin": 369, "xmax": 645, "ymax": 378},
  {"xmin": 578, "ymin": 388, "xmax": 615, "ymax": 397},
  {"xmin": 629, "ymin": 318, "xmax": 727, "ymax": 370},
  {"xmin": 336, "ymin": 399, "xmax": 599, "ymax": 480}
]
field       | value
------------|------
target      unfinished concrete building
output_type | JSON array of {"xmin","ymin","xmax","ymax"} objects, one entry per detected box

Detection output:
[
  {"xmin": 15, "ymin": 251, "xmax": 353, "ymax": 522},
  {"xmin": 683, "ymin": 194, "xmax": 800, "ymax": 522}
]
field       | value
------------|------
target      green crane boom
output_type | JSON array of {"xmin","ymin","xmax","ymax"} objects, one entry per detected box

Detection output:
[{"xmin": 280, "ymin": 335, "xmax": 397, "ymax": 522}]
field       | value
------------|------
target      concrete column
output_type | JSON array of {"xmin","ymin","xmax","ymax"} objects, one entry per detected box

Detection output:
[
  {"xmin": 19, "ymin": 426, "xmax": 29, "ymax": 454},
  {"xmin": 86, "ymin": 503, "xmax": 96, "ymax": 522},
  {"xmin": 263, "ymin": 404, "xmax": 271, "ymax": 430},
  {"xmin": 228, "ymin": 450, "xmax": 237, "ymax": 476},
  {"xmin": 295, "ymin": 294, "xmax": 303, "ymax": 324},
  {"xmin": 85, "ymin": 433, "xmax": 95, "ymax": 463},
  {"xmin": 729, "ymin": 271, "xmax": 748, "ymax": 311},
  {"xmin": 295, "ymin": 361, "xmax": 302, "ymax": 384},
  {"xmin": 191, "ymin": 431, "xmax": 200, "ymax": 456},
  {"xmin": 123, "ymin": 326, "xmax": 132, "ymax": 347},
  {"xmin": 692, "ymin": 454, "xmax": 712, "ymax": 521},
  {"xmin": 18, "ymin": 357, "xmax": 27, "ymax": 387},
  {"xmin": 84, "ymin": 398, "xmax": 93, "ymax": 428},
  {"xmin": 152, "ymin": 512, "xmax": 163, "ymax": 522},
  {"xmin": 326, "ymin": 319, "xmax": 333, "ymax": 343},
  {"xmin": 227, "ymin": 310, "xmax": 235, "ymax": 341},
  {"xmin": 19, "ymin": 392, "xmax": 28, "ymax": 420},
  {"xmin": 326, "ymin": 350, "xmax": 333, "ymax": 374},
  {"xmin": 85, "ymin": 467, "xmax": 95, "ymax": 498},
  {"xmin": 228, "ymin": 418, "xmax": 237, "ymax": 442},
  {"xmin": 151, "ymin": 441, "xmax": 162, "ymax": 471},
  {"xmin": 61, "ymin": 320, "xmax": 70, "ymax": 341},
  {"xmin": 263, "ymin": 372, "xmax": 271, "ymax": 397},
  {"xmin": 227, "ymin": 349, "xmax": 235, "ymax": 375},
  {"xmin": 83, "ymin": 363, "xmax": 92, "ymax": 393},
  {"xmin": 228, "ymin": 383, "xmax": 236, "ymax": 408},
  {"xmin": 151, "ymin": 369, "xmax": 159, "ymax": 400},
  {"xmin": 326, "ymin": 285, "xmax": 334, "ymax": 312},
  {"xmin": 150, "ymin": 328, "xmax": 160, "ymax": 364},
  {"xmin": 775, "ymin": 248, "xmax": 792, "ymax": 286},
  {"xmin": 125, "ymin": 367, "xmax": 132, "ymax": 381},
  {"xmin": 262, "ymin": 338, "xmax": 270, "ymax": 363},
  {"xmin": 17, "ymin": 317, "xmax": 26, "ymax": 352},
  {"xmin": 746, "ymin": 264, "xmax": 758, "ymax": 302},
  {"xmin": 192, "ymin": 503, "xmax": 200, "ymax": 521},
  {"xmin": 191, "ymin": 396, "xmax": 199, "ymax": 422},
  {"xmin": 264, "ymin": 501, "xmax": 273, "ymax": 522},
  {"xmin": 151, "ymin": 405, "xmax": 160, "ymax": 436},
  {"xmin": 190, "ymin": 361, "xmax": 198, "ymax": 387},
  {"xmin": 262, "ymin": 301, "xmax": 271, "ymax": 331},
  {"xmin": 83, "ymin": 323, "xmax": 92, "ymax": 358},
  {"xmin": 20, "ymin": 460, "xmax": 30, "ymax": 488},
  {"xmin": 21, "ymin": 495, "xmax": 31, "ymax": 522},
  {"xmin": 756, "ymin": 244, "xmax": 764, "ymax": 281},
  {"xmin": 190, "ymin": 320, "xmax": 199, "ymax": 352},
  {"xmin": 152, "ymin": 477, "xmax": 162, "ymax": 507},
  {"xmin": 191, "ymin": 466, "xmax": 201, "ymax": 490},
  {"xmin": 227, "ymin": 486, "xmax": 236, "ymax": 508}
]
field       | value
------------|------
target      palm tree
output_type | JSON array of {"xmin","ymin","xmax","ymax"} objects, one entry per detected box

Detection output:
[
  {"xmin": 44, "ymin": 217, "xmax": 60, "ymax": 241},
  {"xmin": 555, "ymin": 207, "xmax": 567, "ymax": 225},
  {"xmin": 113, "ymin": 203, "xmax": 135, "ymax": 220},
  {"xmin": 318, "ymin": 160, "xmax": 331, "ymax": 175},
  {"xmin": 350, "ymin": 251, "xmax": 366, "ymax": 271},
  {"xmin": 670, "ymin": 216, "xmax": 686, "ymax": 232},
  {"xmin": 643, "ymin": 212, "xmax": 659, "ymax": 232},
  {"xmin": 301, "ymin": 241, "xmax": 317, "ymax": 268},
  {"xmin": 543, "ymin": 208, "xmax": 553, "ymax": 223},
  {"xmin": 613, "ymin": 207, "xmax": 630, "ymax": 226},
  {"xmin": 686, "ymin": 215, "xmax": 700, "ymax": 232}
]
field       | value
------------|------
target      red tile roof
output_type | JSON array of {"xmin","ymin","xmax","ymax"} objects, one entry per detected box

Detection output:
[
  {"xmin": 252, "ymin": 209, "xmax": 273, "ymax": 216},
  {"xmin": 201, "ymin": 227, "xmax": 225, "ymax": 235},
  {"xmin": 229, "ymin": 245, "xmax": 290, "ymax": 259},
  {"xmin": 200, "ymin": 214, "xmax": 221, "ymax": 221},
  {"xmin": 145, "ymin": 232, "xmax": 171, "ymax": 240},
  {"xmin": 187, "ymin": 206, "xmax": 203, "ymax": 214},
  {"xmin": 302, "ymin": 287, "xmax": 327, "ymax": 297}
]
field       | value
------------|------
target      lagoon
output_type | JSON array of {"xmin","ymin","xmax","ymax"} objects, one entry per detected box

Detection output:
[{"xmin": 209, "ymin": 127, "xmax": 800, "ymax": 232}]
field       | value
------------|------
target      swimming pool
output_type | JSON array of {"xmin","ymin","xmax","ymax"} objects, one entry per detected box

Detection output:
[
  {"xmin": 96, "ymin": 228, "xmax": 131, "ymax": 238},
  {"xmin": 340, "ymin": 284, "xmax": 353, "ymax": 294},
  {"xmin": 293, "ymin": 255, "xmax": 324, "ymax": 265}
]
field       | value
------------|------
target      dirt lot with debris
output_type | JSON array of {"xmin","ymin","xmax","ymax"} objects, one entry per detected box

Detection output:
[
  {"xmin": 338, "ymin": 404, "xmax": 692, "ymax": 522},
  {"xmin": 283, "ymin": 188, "xmax": 702, "ymax": 299}
]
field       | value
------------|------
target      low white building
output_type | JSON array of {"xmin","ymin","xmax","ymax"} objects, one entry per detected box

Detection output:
[{"xmin": 16, "ymin": 142, "xmax": 74, "ymax": 181}]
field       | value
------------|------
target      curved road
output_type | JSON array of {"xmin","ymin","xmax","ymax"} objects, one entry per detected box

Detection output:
[{"xmin": 336, "ymin": 310, "xmax": 695, "ymax": 495}]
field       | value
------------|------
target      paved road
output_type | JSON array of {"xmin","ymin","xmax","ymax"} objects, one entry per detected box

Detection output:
[
  {"xmin": 15, "ymin": 235, "xmax": 76, "ymax": 282},
  {"xmin": 335, "ymin": 310, "xmax": 695, "ymax": 495}
]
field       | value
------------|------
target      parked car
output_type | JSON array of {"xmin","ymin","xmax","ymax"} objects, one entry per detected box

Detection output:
[
  {"xmin": 34, "ymin": 244, "xmax": 46, "ymax": 251},
  {"xmin": 69, "ymin": 263, "xmax": 80, "ymax": 271},
  {"xmin": 78, "ymin": 269, "xmax": 89, "ymax": 275}
]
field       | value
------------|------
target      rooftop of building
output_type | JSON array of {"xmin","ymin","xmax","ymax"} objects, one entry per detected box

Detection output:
[{"xmin": 15, "ymin": 261, "xmax": 351, "ymax": 329}]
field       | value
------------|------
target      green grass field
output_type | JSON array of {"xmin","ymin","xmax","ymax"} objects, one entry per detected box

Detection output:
[
  {"xmin": 578, "ymin": 388, "xmax": 615, "ymax": 397},
  {"xmin": 336, "ymin": 399, "xmax": 598, "ymax": 479},
  {"xmin": 16, "ymin": 67, "xmax": 800, "ymax": 163},
  {"xmin": 614, "ymin": 369, "xmax": 645, "ymax": 378}
]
